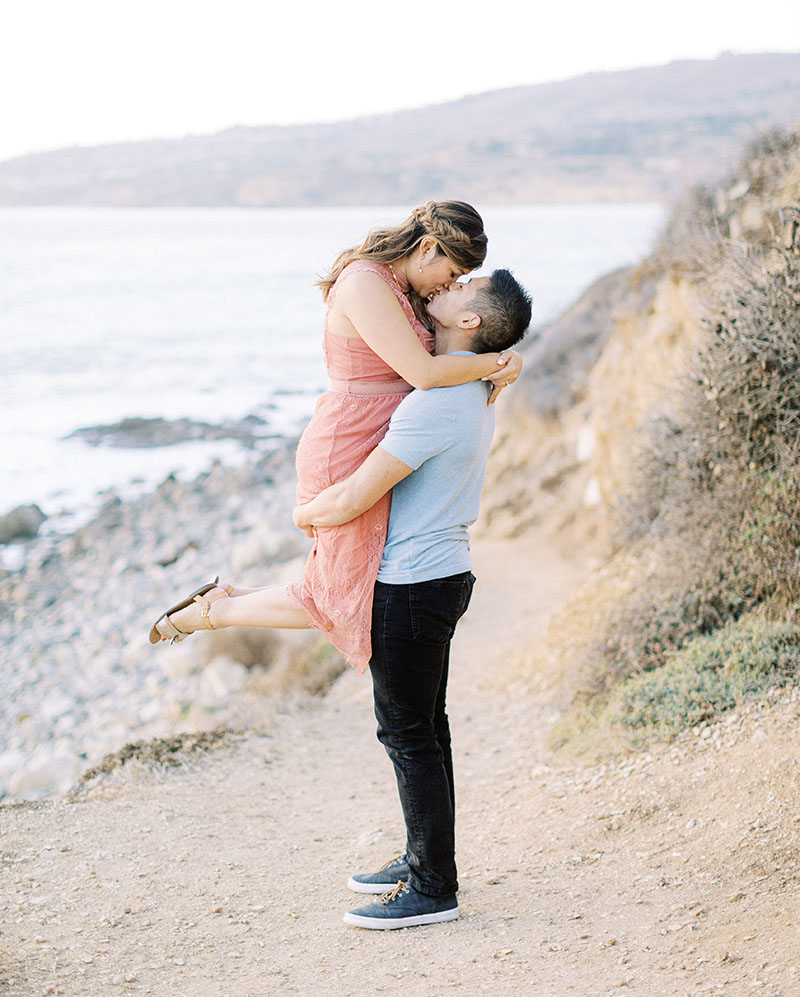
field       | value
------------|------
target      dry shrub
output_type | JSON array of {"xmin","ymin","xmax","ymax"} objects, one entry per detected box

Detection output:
[
  {"xmin": 654, "ymin": 184, "xmax": 725, "ymax": 277},
  {"xmin": 558, "ymin": 130, "xmax": 800, "ymax": 715},
  {"xmin": 604, "ymin": 246, "xmax": 800, "ymax": 683},
  {"xmin": 666, "ymin": 243, "xmax": 800, "ymax": 572},
  {"xmin": 733, "ymin": 128, "xmax": 800, "ymax": 212},
  {"xmin": 654, "ymin": 126, "xmax": 800, "ymax": 275}
]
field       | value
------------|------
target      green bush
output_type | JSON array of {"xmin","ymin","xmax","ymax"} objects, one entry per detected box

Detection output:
[
  {"xmin": 551, "ymin": 614, "xmax": 800, "ymax": 755},
  {"xmin": 611, "ymin": 613, "xmax": 800, "ymax": 741}
]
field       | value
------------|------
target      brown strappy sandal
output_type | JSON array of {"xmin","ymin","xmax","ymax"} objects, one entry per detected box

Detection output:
[{"xmin": 148, "ymin": 576, "xmax": 233, "ymax": 644}]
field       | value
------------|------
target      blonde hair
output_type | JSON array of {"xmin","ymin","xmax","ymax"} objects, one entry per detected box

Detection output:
[{"xmin": 317, "ymin": 200, "xmax": 488, "ymax": 300}]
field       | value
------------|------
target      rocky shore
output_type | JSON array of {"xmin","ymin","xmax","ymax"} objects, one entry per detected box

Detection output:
[{"xmin": 0, "ymin": 435, "xmax": 342, "ymax": 803}]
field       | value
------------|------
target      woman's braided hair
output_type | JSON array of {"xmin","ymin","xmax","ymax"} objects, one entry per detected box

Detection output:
[{"xmin": 317, "ymin": 200, "xmax": 488, "ymax": 301}]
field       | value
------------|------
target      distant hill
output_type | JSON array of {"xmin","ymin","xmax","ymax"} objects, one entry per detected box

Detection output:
[{"xmin": 1, "ymin": 52, "xmax": 799, "ymax": 207}]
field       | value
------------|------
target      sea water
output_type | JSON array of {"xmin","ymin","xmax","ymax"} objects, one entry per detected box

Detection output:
[{"xmin": 0, "ymin": 203, "xmax": 667, "ymax": 542}]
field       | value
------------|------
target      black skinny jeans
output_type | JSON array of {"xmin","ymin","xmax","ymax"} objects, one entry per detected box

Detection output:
[{"xmin": 369, "ymin": 572, "xmax": 475, "ymax": 898}]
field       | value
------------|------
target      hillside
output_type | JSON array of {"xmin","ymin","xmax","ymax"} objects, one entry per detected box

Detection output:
[
  {"xmin": 1, "ymin": 52, "xmax": 799, "ymax": 207},
  {"xmin": 482, "ymin": 122, "xmax": 800, "ymax": 748}
]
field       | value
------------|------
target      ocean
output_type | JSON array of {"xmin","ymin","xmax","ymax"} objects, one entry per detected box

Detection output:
[{"xmin": 0, "ymin": 203, "xmax": 667, "ymax": 549}]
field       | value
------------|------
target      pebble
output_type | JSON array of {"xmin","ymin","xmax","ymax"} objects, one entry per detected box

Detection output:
[{"xmin": 0, "ymin": 440, "xmax": 311, "ymax": 803}]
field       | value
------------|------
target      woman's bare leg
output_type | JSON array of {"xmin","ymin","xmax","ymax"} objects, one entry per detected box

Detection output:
[
  {"xmin": 220, "ymin": 582, "xmax": 279, "ymax": 598},
  {"xmin": 168, "ymin": 583, "xmax": 312, "ymax": 634}
]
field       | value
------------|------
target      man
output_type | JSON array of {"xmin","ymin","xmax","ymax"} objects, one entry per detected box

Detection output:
[{"xmin": 294, "ymin": 269, "xmax": 532, "ymax": 929}]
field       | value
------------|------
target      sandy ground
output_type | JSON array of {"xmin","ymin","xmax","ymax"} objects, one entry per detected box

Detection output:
[{"xmin": 2, "ymin": 532, "xmax": 800, "ymax": 997}]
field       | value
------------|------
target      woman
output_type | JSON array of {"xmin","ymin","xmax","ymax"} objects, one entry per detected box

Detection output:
[{"xmin": 150, "ymin": 201, "xmax": 521, "ymax": 671}]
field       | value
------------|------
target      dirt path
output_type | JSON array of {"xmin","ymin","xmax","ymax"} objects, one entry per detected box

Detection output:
[{"xmin": 2, "ymin": 532, "xmax": 799, "ymax": 996}]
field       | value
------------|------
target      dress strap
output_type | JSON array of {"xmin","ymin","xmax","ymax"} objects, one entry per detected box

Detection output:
[{"xmin": 332, "ymin": 260, "xmax": 410, "ymax": 299}]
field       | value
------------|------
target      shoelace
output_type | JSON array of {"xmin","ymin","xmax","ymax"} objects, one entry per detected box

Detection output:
[
  {"xmin": 379, "ymin": 881, "xmax": 409, "ymax": 905},
  {"xmin": 377, "ymin": 853, "xmax": 406, "ymax": 872}
]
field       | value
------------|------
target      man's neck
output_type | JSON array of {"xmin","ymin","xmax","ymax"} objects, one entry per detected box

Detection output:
[{"xmin": 433, "ymin": 325, "xmax": 473, "ymax": 356}]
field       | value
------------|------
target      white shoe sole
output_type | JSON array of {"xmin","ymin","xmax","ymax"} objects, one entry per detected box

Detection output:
[
  {"xmin": 347, "ymin": 876, "xmax": 404, "ymax": 894},
  {"xmin": 343, "ymin": 906, "xmax": 459, "ymax": 930}
]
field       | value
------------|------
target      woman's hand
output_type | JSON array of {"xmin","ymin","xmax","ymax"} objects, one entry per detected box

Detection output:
[
  {"xmin": 485, "ymin": 349, "xmax": 523, "ymax": 405},
  {"xmin": 292, "ymin": 504, "xmax": 315, "ymax": 538}
]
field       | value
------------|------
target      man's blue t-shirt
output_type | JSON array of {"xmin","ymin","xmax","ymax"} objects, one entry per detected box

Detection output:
[{"xmin": 376, "ymin": 365, "xmax": 495, "ymax": 584}]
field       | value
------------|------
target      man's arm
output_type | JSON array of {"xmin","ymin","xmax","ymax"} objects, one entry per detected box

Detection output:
[{"xmin": 292, "ymin": 446, "xmax": 413, "ymax": 533}]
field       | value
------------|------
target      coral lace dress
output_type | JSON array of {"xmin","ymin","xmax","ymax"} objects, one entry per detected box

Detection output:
[{"xmin": 288, "ymin": 260, "xmax": 434, "ymax": 673}]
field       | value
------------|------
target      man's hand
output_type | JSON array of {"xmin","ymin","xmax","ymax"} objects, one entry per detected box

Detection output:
[
  {"xmin": 292, "ymin": 505, "xmax": 315, "ymax": 538},
  {"xmin": 291, "ymin": 447, "xmax": 414, "ymax": 531}
]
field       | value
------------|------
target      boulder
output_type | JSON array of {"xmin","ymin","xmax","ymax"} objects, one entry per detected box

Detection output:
[{"xmin": 0, "ymin": 504, "xmax": 46, "ymax": 544}]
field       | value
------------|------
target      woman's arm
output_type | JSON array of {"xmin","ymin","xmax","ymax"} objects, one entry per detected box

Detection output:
[{"xmin": 333, "ymin": 271, "xmax": 519, "ymax": 391}]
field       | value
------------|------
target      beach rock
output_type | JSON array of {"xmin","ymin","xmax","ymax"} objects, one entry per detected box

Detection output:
[
  {"xmin": 198, "ymin": 655, "xmax": 250, "ymax": 706},
  {"xmin": 7, "ymin": 745, "xmax": 83, "ymax": 799},
  {"xmin": 0, "ymin": 749, "xmax": 28, "ymax": 797},
  {"xmin": 39, "ymin": 690, "xmax": 75, "ymax": 721},
  {"xmin": 0, "ymin": 437, "xmax": 310, "ymax": 803},
  {"xmin": 0, "ymin": 504, "xmax": 46, "ymax": 543},
  {"xmin": 67, "ymin": 415, "xmax": 268, "ymax": 449}
]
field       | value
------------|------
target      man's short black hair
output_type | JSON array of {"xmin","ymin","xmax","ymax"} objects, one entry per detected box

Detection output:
[{"xmin": 470, "ymin": 269, "xmax": 532, "ymax": 354}]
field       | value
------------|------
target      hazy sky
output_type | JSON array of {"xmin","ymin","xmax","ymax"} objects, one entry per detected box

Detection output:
[{"xmin": 3, "ymin": 0, "xmax": 799, "ymax": 162}]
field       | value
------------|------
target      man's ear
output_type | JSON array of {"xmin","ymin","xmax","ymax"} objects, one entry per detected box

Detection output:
[{"xmin": 457, "ymin": 310, "xmax": 481, "ymax": 331}]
